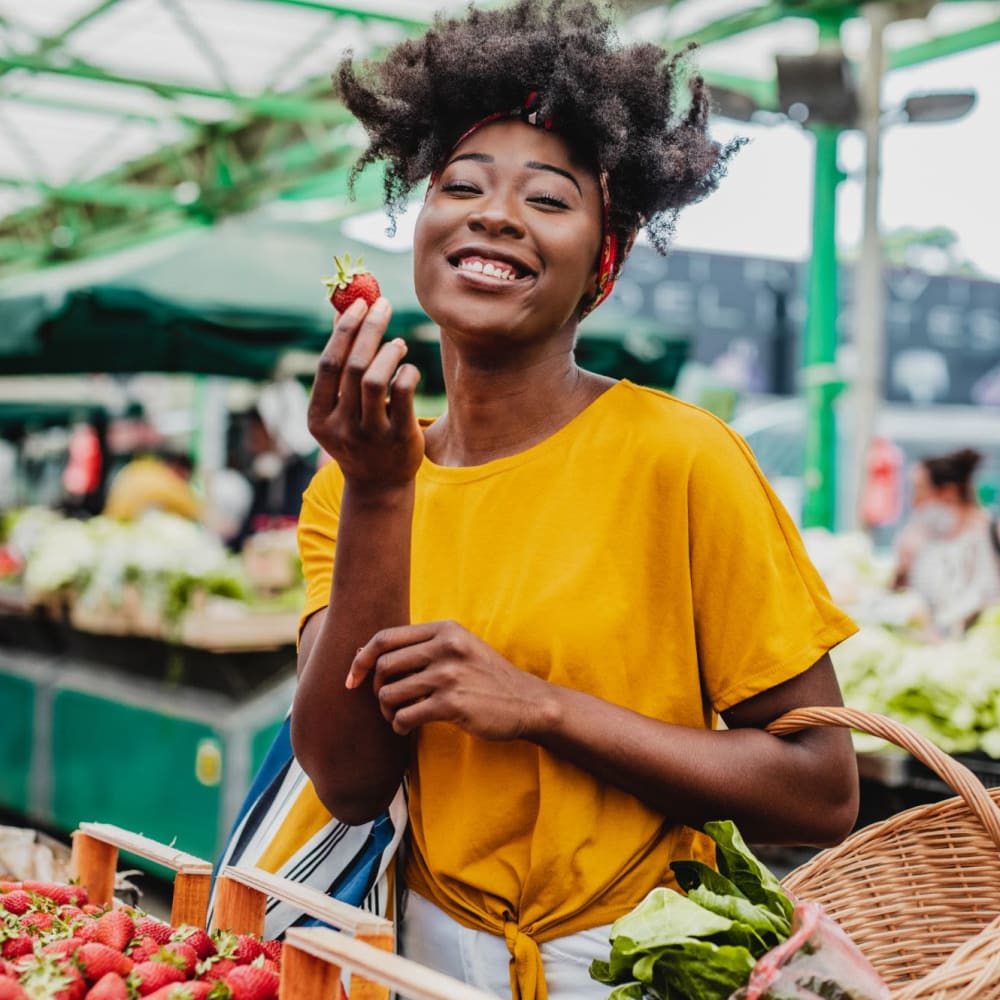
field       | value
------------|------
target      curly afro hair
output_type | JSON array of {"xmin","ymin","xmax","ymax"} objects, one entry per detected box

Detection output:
[{"xmin": 336, "ymin": 0, "xmax": 742, "ymax": 259}]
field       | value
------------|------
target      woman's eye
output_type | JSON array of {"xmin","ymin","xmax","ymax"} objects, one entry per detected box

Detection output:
[
  {"xmin": 442, "ymin": 182, "xmax": 479, "ymax": 194},
  {"xmin": 530, "ymin": 193, "xmax": 570, "ymax": 209}
]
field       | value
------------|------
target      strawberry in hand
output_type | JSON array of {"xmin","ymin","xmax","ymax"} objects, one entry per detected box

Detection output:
[{"xmin": 323, "ymin": 254, "xmax": 381, "ymax": 313}]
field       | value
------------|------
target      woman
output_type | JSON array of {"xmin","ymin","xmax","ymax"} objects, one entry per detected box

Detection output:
[
  {"xmin": 893, "ymin": 448, "xmax": 1000, "ymax": 637},
  {"xmin": 290, "ymin": 2, "xmax": 860, "ymax": 997}
]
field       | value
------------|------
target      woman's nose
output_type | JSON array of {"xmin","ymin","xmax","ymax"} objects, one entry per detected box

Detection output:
[{"xmin": 466, "ymin": 193, "xmax": 525, "ymax": 238}]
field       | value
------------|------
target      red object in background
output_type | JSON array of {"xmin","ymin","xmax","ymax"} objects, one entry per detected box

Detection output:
[
  {"xmin": 63, "ymin": 424, "xmax": 103, "ymax": 496},
  {"xmin": 860, "ymin": 435, "xmax": 904, "ymax": 528}
]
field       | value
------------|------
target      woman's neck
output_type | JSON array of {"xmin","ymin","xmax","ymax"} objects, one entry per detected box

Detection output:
[{"xmin": 424, "ymin": 341, "xmax": 615, "ymax": 467}]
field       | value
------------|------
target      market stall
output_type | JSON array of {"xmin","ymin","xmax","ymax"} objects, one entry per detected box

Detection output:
[{"xmin": 0, "ymin": 507, "xmax": 301, "ymax": 863}]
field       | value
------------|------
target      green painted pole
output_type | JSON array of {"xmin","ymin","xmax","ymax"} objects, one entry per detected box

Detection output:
[{"xmin": 801, "ymin": 18, "xmax": 846, "ymax": 531}]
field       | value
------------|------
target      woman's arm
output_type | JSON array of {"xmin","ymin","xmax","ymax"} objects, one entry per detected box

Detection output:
[
  {"xmin": 290, "ymin": 297, "xmax": 424, "ymax": 825},
  {"xmin": 526, "ymin": 653, "xmax": 858, "ymax": 847},
  {"xmin": 353, "ymin": 625, "xmax": 858, "ymax": 847}
]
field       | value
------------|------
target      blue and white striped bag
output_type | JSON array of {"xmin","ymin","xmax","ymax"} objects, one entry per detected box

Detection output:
[{"xmin": 209, "ymin": 714, "xmax": 407, "ymax": 940}]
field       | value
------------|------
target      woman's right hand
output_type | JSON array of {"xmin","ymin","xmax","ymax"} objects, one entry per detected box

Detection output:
[{"xmin": 307, "ymin": 297, "xmax": 424, "ymax": 491}]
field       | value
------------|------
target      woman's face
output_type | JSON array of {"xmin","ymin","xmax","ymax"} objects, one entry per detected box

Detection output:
[{"xmin": 413, "ymin": 118, "xmax": 604, "ymax": 349}]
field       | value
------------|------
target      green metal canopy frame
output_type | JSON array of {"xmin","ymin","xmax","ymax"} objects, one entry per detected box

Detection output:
[{"xmin": 1, "ymin": 0, "xmax": 996, "ymax": 280}]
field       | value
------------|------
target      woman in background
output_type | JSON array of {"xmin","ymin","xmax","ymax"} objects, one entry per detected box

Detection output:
[{"xmin": 894, "ymin": 448, "xmax": 1000, "ymax": 637}]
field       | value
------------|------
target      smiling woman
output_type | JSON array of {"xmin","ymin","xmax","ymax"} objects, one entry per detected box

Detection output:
[{"xmin": 239, "ymin": 3, "xmax": 868, "ymax": 999}]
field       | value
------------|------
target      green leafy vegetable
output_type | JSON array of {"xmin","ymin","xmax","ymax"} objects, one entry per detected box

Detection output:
[{"xmin": 590, "ymin": 820, "xmax": 795, "ymax": 1000}]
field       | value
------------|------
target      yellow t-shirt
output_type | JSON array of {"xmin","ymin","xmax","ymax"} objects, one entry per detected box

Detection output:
[{"xmin": 297, "ymin": 380, "xmax": 856, "ymax": 1000}]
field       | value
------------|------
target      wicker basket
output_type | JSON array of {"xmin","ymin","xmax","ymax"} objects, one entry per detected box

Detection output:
[{"xmin": 768, "ymin": 706, "xmax": 1000, "ymax": 1000}]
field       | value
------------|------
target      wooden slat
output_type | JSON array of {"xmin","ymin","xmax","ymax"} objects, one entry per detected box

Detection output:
[
  {"xmin": 223, "ymin": 866, "xmax": 392, "ymax": 936},
  {"xmin": 283, "ymin": 928, "xmax": 497, "ymax": 1000},
  {"xmin": 210, "ymin": 875, "xmax": 267, "ymax": 937},
  {"xmin": 279, "ymin": 940, "xmax": 344, "ymax": 1000},
  {"xmin": 70, "ymin": 832, "xmax": 118, "ymax": 908},
  {"xmin": 76, "ymin": 823, "xmax": 212, "ymax": 874},
  {"xmin": 170, "ymin": 871, "xmax": 212, "ymax": 929},
  {"xmin": 351, "ymin": 932, "xmax": 394, "ymax": 1000}
]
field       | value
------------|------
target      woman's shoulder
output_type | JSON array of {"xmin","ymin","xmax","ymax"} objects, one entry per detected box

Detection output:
[{"xmin": 611, "ymin": 381, "xmax": 754, "ymax": 458}]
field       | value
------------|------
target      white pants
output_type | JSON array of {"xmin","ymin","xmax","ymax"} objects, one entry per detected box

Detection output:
[{"xmin": 399, "ymin": 891, "xmax": 613, "ymax": 999}]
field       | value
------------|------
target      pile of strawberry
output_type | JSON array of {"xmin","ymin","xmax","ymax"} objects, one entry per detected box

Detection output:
[{"xmin": 1, "ymin": 880, "xmax": 281, "ymax": 1000}]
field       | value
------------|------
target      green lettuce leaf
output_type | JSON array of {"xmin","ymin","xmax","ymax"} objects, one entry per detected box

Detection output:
[{"xmin": 704, "ymin": 820, "xmax": 794, "ymax": 924}]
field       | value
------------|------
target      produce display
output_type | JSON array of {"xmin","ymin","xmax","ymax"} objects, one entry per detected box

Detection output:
[
  {"xmin": 0, "ymin": 881, "xmax": 281, "ymax": 1000},
  {"xmin": 803, "ymin": 528, "xmax": 1000, "ymax": 757},
  {"xmin": 0, "ymin": 508, "xmax": 302, "ymax": 650}
]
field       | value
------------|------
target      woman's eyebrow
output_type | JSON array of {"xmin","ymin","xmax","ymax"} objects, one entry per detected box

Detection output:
[
  {"xmin": 446, "ymin": 152, "xmax": 582, "ymax": 195},
  {"xmin": 525, "ymin": 161, "xmax": 582, "ymax": 195}
]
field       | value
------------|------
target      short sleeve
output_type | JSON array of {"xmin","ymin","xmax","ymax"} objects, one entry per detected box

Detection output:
[
  {"xmin": 688, "ymin": 424, "xmax": 857, "ymax": 711},
  {"xmin": 296, "ymin": 462, "xmax": 344, "ymax": 639}
]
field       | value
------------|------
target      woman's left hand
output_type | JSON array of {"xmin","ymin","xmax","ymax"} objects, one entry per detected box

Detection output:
[{"xmin": 347, "ymin": 621, "xmax": 549, "ymax": 738}]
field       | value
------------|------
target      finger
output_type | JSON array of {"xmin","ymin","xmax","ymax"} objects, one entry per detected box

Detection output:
[
  {"xmin": 388, "ymin": 364, "xmax": 422, "ymax": 439},
  {"xmin": 338, "ymin": 298, "xmax": 392, "ymax": 419},
  {"xmin": 390, "ymin": 696, "xmax": 443, "ymax": 736},
  {"xmin": 307, "ymin": 299, "xmax": 369, "ymax": 426},
  {"xmin": 359, "ymin": 338, "xmax": 409, "ymax": 434},
  {"xmin": 376, "ymin": 671, "xmax": 435, "ymax": 717},
  {"xmin": 346, "ymin": 622, "xmax": 441, "ymax": 689},
  {"xmin": 371, "ymin": 639, "xmax": 437, "ymax": 695}
]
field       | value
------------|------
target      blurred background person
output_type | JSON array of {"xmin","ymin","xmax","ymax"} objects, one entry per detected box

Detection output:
[{"xmin": 892, "ymin": 448, "xmax": 1000, "ymax": 637}]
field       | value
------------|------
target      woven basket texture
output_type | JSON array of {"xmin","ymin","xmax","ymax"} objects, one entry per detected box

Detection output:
[{"xmin": 769, "ymin": 707, "xmax": 1000, "ymax": 1000}]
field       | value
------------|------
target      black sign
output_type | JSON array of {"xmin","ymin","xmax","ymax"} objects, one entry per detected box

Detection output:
[{"xmin": 600, "ymin": 246, "xmax": 1000, "ymax": 407}]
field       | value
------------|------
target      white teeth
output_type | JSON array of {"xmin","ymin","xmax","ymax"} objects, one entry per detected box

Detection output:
[{"xmin": 458, "ymin": 258, "xmax": 519, "ymax": 280}]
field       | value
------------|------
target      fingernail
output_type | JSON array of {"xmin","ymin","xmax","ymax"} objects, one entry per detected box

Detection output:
[{"xmin": 370, "ymin": 298, "xmax": 389, "ymax": 316}]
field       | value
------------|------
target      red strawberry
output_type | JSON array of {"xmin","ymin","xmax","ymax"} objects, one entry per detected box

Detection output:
[
  {"xmin": 0, "ymin": 892, "xmax": 32, "ymax": 916},
  {"xmin": 82, "ymin": 906, "xmax": 103, "ymax": 917},
  {"xmin": 198, "ymin": 956, "xmax": 235, "ymax": 984},
  {"xmin": 42, "ymin": 938, "xmax": 83, "ymax": 960},
  {"xmin": 20, "ymin": 956, "xmax": 86, "ymax": 1000},
  {"xmin": 258, "ymin": 940, "xmax": 281, "ymax": 967},
  {"xmin": 1, "ymin": 936, "xmax": 33, "ymax": 961},
  {"xmin": 129, "ymin": 961, "xmax": 186, "ymax": 996},
  {"xmin": 157, "ymin": 943, "xmax": 198, "ymax": 978},
  {"xmin": 20, "ymin": 911, "xmax": 53, "ymax": 933},
  {"xmin": 224, "ymin": 964, "xmax": 278, "ymax": 1000},
  {"xmin": 23, "ymin": 882, "xmax": 88, "ymax": 908},
  {"xmin": 231, "ymin": 936, "xmax": 263, "ymax": 966},
  {"xmin": 84, "ymin": 972, "xmax": 129, "ymax": 999},
  {"xmin": 143, "ymin": 983, "xmax": 213, "ymax": 1000},
  {"xmin": 0, "ymin": 883, "xmax": 21, "ymax": 893},
  {"xmin": 171, "ymin": 927, "xmax": 214, "ymax": 961},
  {"xmin": 59, "ymin": 906, "xmax": 85, "ymax": 923},
  {"xmin": 136, "ymin": 920, "xmax": 173, "ymax": 947},
  {"xmin": 128, "ymin": 937, "xmax": 161, "ymax": 964},
  {"xmin": 75, "ymin": 921, "xmax": 99, "ymax": 945},
  {"xmin": 76, "ymin": 942, "xmax": 134, "ymax": 982},
  {"xmin": 0, "ymin": 980, "xmax": 27, "ymax": 999},
  {"xmin": 94, "ymin": 911, "xmax": 134, "ymax": 953},
  {"xmin": 323, "ymin": 255, "xmax": 381, "ymax": 313}
]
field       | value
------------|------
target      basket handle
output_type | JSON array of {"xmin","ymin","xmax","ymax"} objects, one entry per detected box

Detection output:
[{"xmin": 766, "ymin": 706, "xmax": 1000, "ymax": 852}]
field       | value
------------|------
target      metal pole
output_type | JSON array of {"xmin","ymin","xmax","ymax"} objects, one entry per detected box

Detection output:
[
  {"xmin": 847, "ymin": 3, "xmax": 892, "ymax": 531},
  {"xmin": 801, "ymin": 122, "xmax": 843, "ymax": 530},
  {"xmin": 801, "ymin": 15, "xmax": 846, "ymax": 531}
]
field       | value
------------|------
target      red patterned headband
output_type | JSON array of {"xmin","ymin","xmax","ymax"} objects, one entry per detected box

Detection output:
[{"xmin": 428, "ymin": 93, "xmax": 637, "ymax": 317}]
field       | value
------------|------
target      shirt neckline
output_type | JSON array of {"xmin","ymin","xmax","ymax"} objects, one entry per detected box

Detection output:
[{"xmin": 418, "ymin": 379, "xmax": 631, "ymax": 484}]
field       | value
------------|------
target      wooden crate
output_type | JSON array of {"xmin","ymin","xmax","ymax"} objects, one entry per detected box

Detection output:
[{"xmin": 70, "ymin": 822, "xmax": 490, "ymax": 999}]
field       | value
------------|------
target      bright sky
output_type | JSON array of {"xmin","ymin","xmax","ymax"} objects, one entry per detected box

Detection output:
[
  {"xmin": 342, "ymin": 39, "xmax": 1000, "ymax": 280},
  {"xmin": 673, "ymin": 43, "xmax": 1000, "ymax": 277}
]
